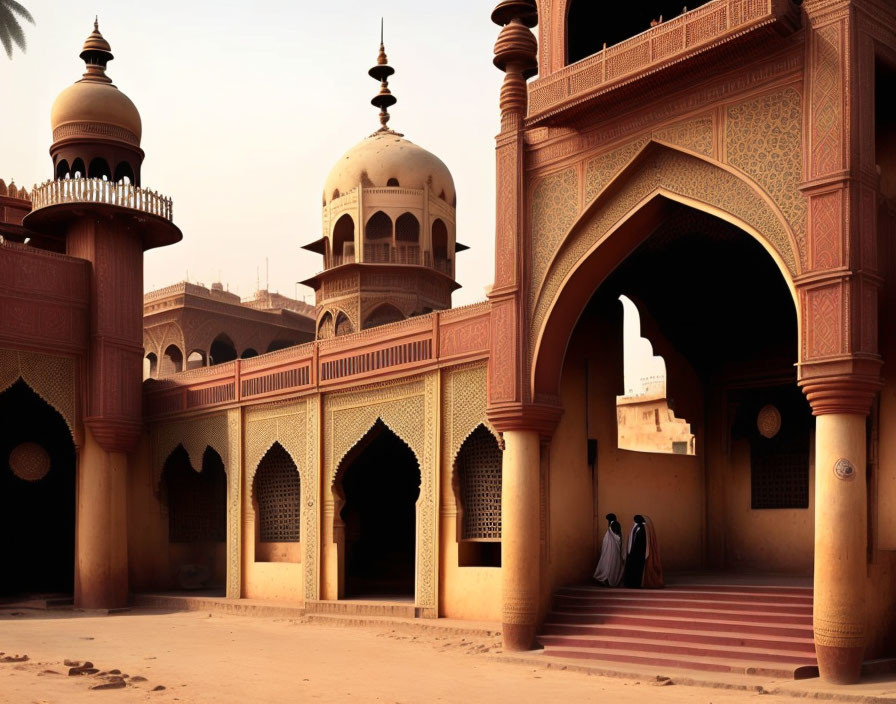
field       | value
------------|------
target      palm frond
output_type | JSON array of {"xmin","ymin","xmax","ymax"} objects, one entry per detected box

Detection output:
[{"xmin": 0, "ymin": 1, "xmax": 34, "ymax": 58}]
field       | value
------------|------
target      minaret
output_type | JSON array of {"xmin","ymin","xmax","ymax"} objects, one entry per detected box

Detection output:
[
  {"xmin": 24, "ymin": 21, "xmax": 182, "ymax": 609},
  {"xmin": 301, "ymin": 30, "xmax": 465, "ymax": 339}
]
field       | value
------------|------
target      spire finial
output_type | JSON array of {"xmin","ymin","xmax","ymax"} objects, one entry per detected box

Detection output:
[
  {"xmin": 94, "ymin": 15, "xmax": 99, "ymax": 31},
  {"xmin": 368, "ymin": 22, "xmax": 398, "ymax": 134},
  {"xmin": 80, "ymin": 17, "xmax": 114, "ymax": 83}
]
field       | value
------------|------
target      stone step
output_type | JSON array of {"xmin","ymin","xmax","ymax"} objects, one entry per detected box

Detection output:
[
  {"xmin": 550, "ymin": 604, "xmax": 813, "ymax": 624},
  {"xmin": 540, "ymin": 622, "xmax": 816, "ymax": 653},
  {"xmin": 304, "ymin": 599, "xmax": 418, "ymax": 618},
  {"xmin": 538, "ymin": 645, "xmax": 819, "ymax": 680},
  {"xmin": 548, "ymin": 610, "xmax": 813, "ymax": 636},
  {"xmin": 553, "ymin": 594, "xmax": 813, "ymax": 614},
  {"xmin": 537, "ymin": 633, "xmax": 816, "ymax": 665},
  {"xmin": 557, "ymin": 585, "xmax": 813, "ymax": 601}
]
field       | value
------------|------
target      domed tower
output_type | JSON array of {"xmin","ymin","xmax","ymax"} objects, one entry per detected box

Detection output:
[
  {"xmin": 48, "ymin": 19, "xmax": 144, "ymax": 184},
  {"xmin": 301, "ymin": 37, "xmax": 466, "ymax": 339},
  {"xmin": 23, "ymin": 21, "xmax": 181, "ymax": 610}
]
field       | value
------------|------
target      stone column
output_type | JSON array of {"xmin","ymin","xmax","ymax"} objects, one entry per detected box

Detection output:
[
  {"xmin": 501, "ymin": 428, "xmax": 541, "ymax": 650},
  {"xmin": 812, "ymin": 412, "xmax": 868, "ymax": 683},
  {"xmin": 75, "ymin": 427, "xmax": 128, "ymax": 609}
]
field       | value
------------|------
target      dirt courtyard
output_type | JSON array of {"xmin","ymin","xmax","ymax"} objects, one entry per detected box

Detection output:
[{"xmin": 0, "ymin": 608, "xmax": 886, "ymax": 703}]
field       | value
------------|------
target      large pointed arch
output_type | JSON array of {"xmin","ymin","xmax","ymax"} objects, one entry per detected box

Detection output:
[
  {"xmin": 530, "ymin": 142, "xmax": 802, "ymax": 400},
  {"xmin": 0, "ymin": 349, "xmax": 77, "ymax": 442}
]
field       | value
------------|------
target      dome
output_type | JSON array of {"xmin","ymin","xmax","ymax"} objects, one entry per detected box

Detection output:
[
  {"xmin": 324, "ymin": 131, "xmax": 455, "ymax": 205},
  {"xmin": 51, "ymin": 81, "xmax": 142, "ymax": 145},
  {"xmin": 50, "ymin": 20, "xmax": 142, "ymax": 147}
]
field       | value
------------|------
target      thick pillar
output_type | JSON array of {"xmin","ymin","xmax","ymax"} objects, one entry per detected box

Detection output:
[
  {"xmin": 75, "ymin": 426, "xmax": 128, "ymax": 609},
  {"xmin": 501, "ymin": 428, "xmax": 541, "ymax": 650},
  {"xmin": 813, "ymin": 413, "xmax": 867, "ymax": 683}
]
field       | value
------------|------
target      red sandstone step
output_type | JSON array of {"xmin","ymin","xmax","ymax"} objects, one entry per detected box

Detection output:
[
  {"xmin": 537, "ymin": 633, "xmax": 816, "ymax": 665},
  {"xmin": 555, "ymin": 587, "xmax": 813, "ymax": 605},
  {"xmin": 553, "ymin": 595, "xmax": 813, "ymax": 614},
  {"xmin": 550, "ymin": 604, "xmax": 813, "ymax": 624},
  {"xmin": 540, "ymin": 622, "xmax": 816, "ymax": 653},
  {"xmin": 537, "ymin": 646, "xmax": 819, "ymax": 679},
  {"xmin": 548, "ymin": 611, "xmax": 813, "ymax": 638},
  {"xmin": 558, "ymin": 585, "xmax": 813, "ymax": 598}
]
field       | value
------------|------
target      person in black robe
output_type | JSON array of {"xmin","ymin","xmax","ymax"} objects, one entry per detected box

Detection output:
[{"xmin": 623, "ymin": 514, "xmax": 647, "ymax": 588}]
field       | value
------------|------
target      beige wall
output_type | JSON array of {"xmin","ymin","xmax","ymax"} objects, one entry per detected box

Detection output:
[{"xmin": 240, "ymin": 493, "xmax": 303, "ymax": 603}]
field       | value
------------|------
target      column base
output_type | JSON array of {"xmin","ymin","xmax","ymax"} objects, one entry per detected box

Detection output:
[
  {"xmin": 502, "ymin": 622, "xmax": 537, "ymax": 651},
  {"xmin": 816, "ymin": 644, "xmax": 864, "ymax": 684}
]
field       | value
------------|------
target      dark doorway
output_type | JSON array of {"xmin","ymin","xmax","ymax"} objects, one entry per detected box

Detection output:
[
  {"xmin": 338, "ymin": 421, "xmax": 420, "ymax": 598},
  {"xmin": 0, "ymin": 380, "xmax": 75, "ymax": 597}
]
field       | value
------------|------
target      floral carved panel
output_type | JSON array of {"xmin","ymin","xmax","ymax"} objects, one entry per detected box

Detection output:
[{"xmin": 0, "ymin": 348, "xmax": 77, "ymax": 442}]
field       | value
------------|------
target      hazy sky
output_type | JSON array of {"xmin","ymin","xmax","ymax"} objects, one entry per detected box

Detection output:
[
  {"xmin": 0, "ymin": 1, "xmax": 504, "ymax": 305},
  {"xmin": 619, "ymin": 295, "xmax": 667, "ymax": 397}
]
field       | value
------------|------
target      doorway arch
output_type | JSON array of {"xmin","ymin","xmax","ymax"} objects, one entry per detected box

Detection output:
[
  {"xmin": 333, "ymin": 420, "xmax": 421, "ymax": 598},
  {"xmin": 0, "ymin": 380, "xmax": 76, "ymax": 596}
]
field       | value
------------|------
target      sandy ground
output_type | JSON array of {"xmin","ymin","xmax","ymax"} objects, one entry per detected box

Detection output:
[{"xmin": 0, "ymin": 607, "xmax": 887, "ymax": 704}]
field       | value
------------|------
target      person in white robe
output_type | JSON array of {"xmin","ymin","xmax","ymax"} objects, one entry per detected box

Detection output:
[{"xmin": 593, "ymin": 513, "xmax": 625, "ymax": 587}]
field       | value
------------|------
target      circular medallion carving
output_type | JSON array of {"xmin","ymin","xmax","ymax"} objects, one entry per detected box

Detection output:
[
  {"xmin": 834, "ymin": 458, "xmax": 856, "ymax": 481},
  {"xmin": 757, "ymin": 405, "xmax": 782, "ymax": 439},
  {"xmin": 9, "ymin": 442, "xmax": 50, "ymax": 482}
]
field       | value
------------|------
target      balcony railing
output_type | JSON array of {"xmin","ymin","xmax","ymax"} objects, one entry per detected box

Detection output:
[
  {"xmin": 527, "ymin": 0, "xmax": 795, "ymax": 121},
  {"xmin": 31, "ymin": 178, "xmax": 173, "ymax": 221}
]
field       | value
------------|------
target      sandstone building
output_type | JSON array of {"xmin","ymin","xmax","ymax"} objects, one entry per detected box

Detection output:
[{"xmin": 2, "ymin": 2, "xmax": 896, "ymax": 684}]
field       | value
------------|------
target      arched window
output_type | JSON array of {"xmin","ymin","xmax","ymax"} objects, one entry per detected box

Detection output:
[
  {"xmin": 387, "ymin": 178, "xmax": 400, "ymax": 187},
  {"xmin": 317, "ymin": 312, "xmax": 334, "ymax": 340},
  {"xmin": 432, "ymin": 218, "xmax": 450, "ymax": 273},
  {"xmin": 395, "ymin": 213, "xmax": 420, "ymax": 243},
  {"xmin": 160, "ymin": 345, "xmax": 183, "ymax": 375},
  {"xmin": 567, "ymin": 1, "xmax": 710, "ymax": 63},
  {"xmin": 365, "ymin": 211, "xmax": 392, "ymax": 240},
  {"xmin": 454, "ymin": 425, "xmax": 502, "ymax": 567},
  {"xmin": 88, "ymin": 157, "xmax": 111, "ymax": 181},
  {"xmin": 113, "ymin": 161, "xmax": 135, "ymax": 184},
  {"xmin": 55, "ymin": 159, "xmax": 70, "ymax": 180},
  {"xmin": 71, "ymin": 158, "xmax": 86, "ymax": 179},
  {"xmin": 252, "ymin": 443, "xmax": 300, "ymax": 563},
  {"xmin": 144, "ymin": 352, "xmax": 158, "ymax": 380},
  {"xmin": 332, "ymin": 213, "xmax": 355, "ymax": 265},
  {"xmin": 186, "ymin": 350, "xmax": 206, "ymax": 370},
  {"xmin": 162, "ymin": 446, "xmax": 227, "ymax": 544},
  {"xmin": 209, "ymin": 334, "xmax": 237, "ymax": 365},
  {"xmin": 335, "ymin": 312, "xmax": 354, "ymax": 337},
  {"xmin": 363, "ymin": 303, "xmax": 404, "ymax": 329},
  {"xmin": 241, "ymin": 348, "xmax": 258, "ymax": 359}
]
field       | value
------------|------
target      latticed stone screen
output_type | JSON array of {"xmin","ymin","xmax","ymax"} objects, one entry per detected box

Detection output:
[
  {"xmin": 164, "ymin": 447, "xmax": 226, "ymax": 543},
  {"xmin": 456, "ymin": 426, "xmax": 502, "ymax": 540},
  {"xmin": 254, "ymin": 444, "xmax": 301, "ymax": 542},
  {"xmin": 751, "ymin": 452, "xmax": 809, "ymax": 510}
]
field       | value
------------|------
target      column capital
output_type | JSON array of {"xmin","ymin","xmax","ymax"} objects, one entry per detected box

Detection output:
[
  {"xmin": 487, "ymin": 401, "xmax": 563, "ymax": 438},
  {"xmin": 798, "ymin": 359, "xmax": 881, "ymax": 415}
]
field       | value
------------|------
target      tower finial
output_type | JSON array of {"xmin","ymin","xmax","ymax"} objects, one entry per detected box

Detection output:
[
  {"xmin": 368, "ymin": 22, "xmax": 398, "ymax": 134},
  {"xmin": 94, "ymin": 15, "xmax": 99, "ymax": 31}
]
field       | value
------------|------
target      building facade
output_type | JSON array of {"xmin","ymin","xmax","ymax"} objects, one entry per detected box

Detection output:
[{"xmin": 3, "ymin": 2, "xmax": 896, "ymax": 685}]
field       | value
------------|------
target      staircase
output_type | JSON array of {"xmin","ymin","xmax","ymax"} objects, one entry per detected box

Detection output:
[{"xmin": 538, "ymin": 583, "xmax": 818, "ymax": 679}]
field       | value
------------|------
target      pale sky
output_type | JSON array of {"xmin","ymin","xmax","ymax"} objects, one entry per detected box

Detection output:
[
  {"xmin": 619, "ymin": 295, "xmax": 667, "ymax": 397},
  {"xmin": 0, "ymin": 1, "xmax": 504, "ymax": 306}
]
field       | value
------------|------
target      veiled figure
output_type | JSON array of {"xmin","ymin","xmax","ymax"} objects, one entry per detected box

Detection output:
[
  {"xmin": 622, "ymin": 514, "xmax": 648, "ymax": 588},
  {"xmin": 593, "ymin": 513, "xmax": 625, "ymax": 587},
  {"xmin": 642, "ymin": 515, "xmax": 664, "ymax": 589}
]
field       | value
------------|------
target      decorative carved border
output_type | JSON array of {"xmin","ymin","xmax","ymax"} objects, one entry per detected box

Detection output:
[
  {"xmin": 151, "ymin": 413, "xmax": 229, "ymax": 487},
  {"xmin": 226, "ymin": 408, "xmax": 242, "ymax": 599},
  {"xmin": 0, "ymin": 348, "xmax": 77, "ymax": 442},
  {"xmin": 243, "ymin": 398, "xmax": 319, "ymax": 601},
  {"xmin": 323, "ymin": 373, "xmax": 439, "ymax": 610},
  {"xmin": 529, "ymin": 144, "xmax": 801, "ymax": 372}
]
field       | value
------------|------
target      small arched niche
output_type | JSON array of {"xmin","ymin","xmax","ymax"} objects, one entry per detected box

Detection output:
[
  {"xmin": 161, "ymin": 345, "xmax": 183, "ymax": 375},
  {"xmin": 88, "ymin": 157, "xmax": 111, "ymax": 181},
  {"xmin": 144, "ymin": 352, "xmax": 158, "ymax": 380},
  {"xmin": 114, "ymin": 161, "xmax": 135, "ymax": 184},
  {"xmin": 71, "ymin": 158, "xmax": 86, "ymax": 179},
  {"xmin": 363, "ymin": 303, "xmax": 404, "ymax": 329},
  {"xmin": 209, "ymin": 334, "xmax": 237, "ymax": 365},
  {"xmin": 453, "ymin": 425, "xmax": 502, "ymax": 567},
  {"xmin": 365, "ymin": 211, "xmax": 392, "ymax": 241},
  {"xmin": 186, "ymin": 350, "xmax": 206, "ymax": 370},
  {"xmin": 55, "ymin": 159, "xmax": 70, "ymax": 180},
  {"xmin": 241, "ymin": 348, "xmax": 259, "ymax": 359},
  {"xmin": 432, "ymin": 218, "xmax": 450, "ymax": 272},
  {"xmin": 252, "ymin": 443, "xmax": 301, "ymax": 563},
  {"xmin": 335, "ymin": 311, "xmax": 354, "ymax": 337},
  {"xmin": 332, "ymin": 213, "xmax": 355, "ymax": 265},
  {"xmin": 317, "ymin": 311, "xmax": 335, "ymax": 340}
]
